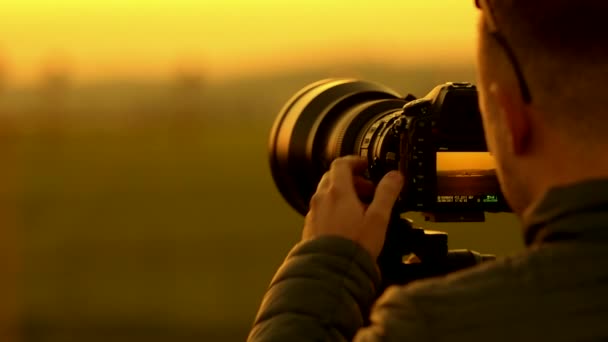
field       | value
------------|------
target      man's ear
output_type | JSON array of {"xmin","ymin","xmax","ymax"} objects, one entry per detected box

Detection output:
[{"xmin": 489, "ymin": 83, "xmax": 531, "ymax": 156}]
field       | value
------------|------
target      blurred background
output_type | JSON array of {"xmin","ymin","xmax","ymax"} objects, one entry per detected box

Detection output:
[{"xmin": 0, "ymin": 0, "xmax": 524, "ymax": 341}]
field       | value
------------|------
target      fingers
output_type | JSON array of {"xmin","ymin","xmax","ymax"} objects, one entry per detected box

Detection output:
[
  {"xmin": 364, "ymin": 171, "xmax": 404, "ymax": 228},
  {"xmin": 317, "ymin": 156, "xmax": 366, "ymax": 190},
  {"xmin": 316, "ymin": 172, "xmax": 330, "ymax": 191},
  {"xmin": 354, "ymin": 176, "xmax": 375, "ymax": 202},
  {"xmin": 328, "ymin": 156, "xmax": 368, "ymax": 191}
]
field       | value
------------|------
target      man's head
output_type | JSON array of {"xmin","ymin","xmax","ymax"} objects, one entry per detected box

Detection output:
[{"xmin": 474, "ymin": 0, "xmax": 608, "ymax": 220}]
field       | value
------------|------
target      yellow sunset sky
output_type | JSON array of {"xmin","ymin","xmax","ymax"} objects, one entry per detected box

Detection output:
[
  {"xmin": 437, "ymin": 152, "xmax": 496, "ymax": 171},
  {"xmin": 0, "ymin": 0, "xmax": 479, "ymax": 85}
]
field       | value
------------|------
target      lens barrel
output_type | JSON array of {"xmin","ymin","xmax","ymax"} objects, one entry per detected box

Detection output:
[{"xmin": 268, "ymin": 78, "xmax": 406, "ymax": 215}]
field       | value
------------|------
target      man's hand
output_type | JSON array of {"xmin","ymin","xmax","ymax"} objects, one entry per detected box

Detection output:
[{"xmin": 302, "ymin": 155, "xmax": 404, "ymax": 260}]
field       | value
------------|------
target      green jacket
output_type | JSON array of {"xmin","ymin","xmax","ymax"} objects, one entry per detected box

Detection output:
[{"xmin": 248, "ymin": 179, "xmax": 608, "ymax": 341}]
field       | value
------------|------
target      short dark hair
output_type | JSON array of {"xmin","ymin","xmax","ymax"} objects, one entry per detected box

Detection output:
[
  {"xmin": 491, "ymin": 1, "xmax": 608, "ymax": 62},
  {"xmin": 483, "ymin": 0, "xmax": 608, "ymax": 139}
]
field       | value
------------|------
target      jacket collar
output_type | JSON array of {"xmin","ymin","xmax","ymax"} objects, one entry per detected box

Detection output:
[{"xmin": 523, "ymin": 178, "xmax": 608, "ymax": 246}]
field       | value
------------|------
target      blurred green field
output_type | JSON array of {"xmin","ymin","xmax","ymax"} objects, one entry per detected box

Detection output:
[
  {"xmin": 0, "ymin": 65, "xmax": 524, "ymax": 341},
  {"xmin": 2, "ymin": 122, "xmax": 301, "ymax": 341}
]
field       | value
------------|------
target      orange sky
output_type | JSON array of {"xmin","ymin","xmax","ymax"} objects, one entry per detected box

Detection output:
[{"xmin": 0, "ymin": 0, "xmax": 479, "ymax": 86}]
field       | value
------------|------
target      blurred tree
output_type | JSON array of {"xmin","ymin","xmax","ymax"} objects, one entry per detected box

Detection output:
[
  {"xmin": 0, "ymin": 54, "xmax": 6, "ymax": 94},
  {"xmin": 40, "ymin": 57, "xmax": 72, "ymax": 97},
  {"xmin": 37, "ymin": 54, "xmax": 73, "ymax": 133},
  {"xmin": 172, "ymin": 62, "xmax": 206, "ymax": 132}
]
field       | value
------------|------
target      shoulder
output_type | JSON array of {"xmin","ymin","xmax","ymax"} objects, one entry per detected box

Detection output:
[
  {"xmin": 380, "ymin": 251, "xmax": 532, "ymax": 307},
  {"xmin": 366, "ymin": 252, "xmax": 535, "ymax": 337},
  {"xmin": 361, "ymin": 243, "xmax": 608, "ymax": 341}
]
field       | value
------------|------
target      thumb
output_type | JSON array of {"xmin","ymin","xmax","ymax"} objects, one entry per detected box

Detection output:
[{"xmin": 364, "ymin": 171, "xmax": 404, "ymax": 228}]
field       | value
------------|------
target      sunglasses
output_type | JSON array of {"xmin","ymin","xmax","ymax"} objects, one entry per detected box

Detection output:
[{"xmin": 475, "ymin": 0, "xmax": 532, "ymax": 104}]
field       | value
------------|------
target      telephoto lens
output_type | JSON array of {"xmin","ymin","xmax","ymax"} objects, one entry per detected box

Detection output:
[
  {"xmin": 268, "ymin": 78, "xmax": 409, "ymax": 215},
  {"xmin": 269, "ymin": 78, "xmax": 510, "ymax": 219}
]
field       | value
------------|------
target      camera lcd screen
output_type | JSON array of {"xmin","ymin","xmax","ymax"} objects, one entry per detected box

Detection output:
[{"xmin": 436, "ymin": 152, "xmax": 502, "ymax": 204}]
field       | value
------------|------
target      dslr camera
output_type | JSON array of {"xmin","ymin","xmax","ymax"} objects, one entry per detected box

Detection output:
[{"xmin": 268, "ymin": 79, "xmax": 508, "ymax": 286}]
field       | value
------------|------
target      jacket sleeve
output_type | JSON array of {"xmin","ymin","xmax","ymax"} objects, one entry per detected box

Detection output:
[
  {"xmin": 352, "ymin": 285, "xmax": 430, "ymax": 341},
  {"xmin": 247, "ymin": 235, "xmax": 382, "ymax": 342}
]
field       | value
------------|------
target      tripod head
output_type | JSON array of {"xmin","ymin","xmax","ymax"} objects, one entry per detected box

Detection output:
[{"xmin": 377, "ymin": 212, "xmax": 495, "ymax": 290}]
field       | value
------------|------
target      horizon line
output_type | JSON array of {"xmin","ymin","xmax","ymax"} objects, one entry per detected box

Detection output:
[{"xmin": 0, "ymin": 59, "xmax": 476, "ymax": 91}]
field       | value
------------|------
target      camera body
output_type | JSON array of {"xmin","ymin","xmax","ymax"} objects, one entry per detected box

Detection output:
[
  {"xmin": 268, "ymin": 79, "xmax": 504, "ymax": 284},
  {"xmin": 269, "ymin": 79, "xmax": 511, "ymax": 222},
  {"xmin": 359, "ymin": 82, "xmax": 510, "ymax": 220}
]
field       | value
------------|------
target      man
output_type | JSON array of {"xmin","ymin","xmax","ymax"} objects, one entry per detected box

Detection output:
[{"xmin": 248, "ymin": 0, "xmax": 608, "ymax": 340}]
